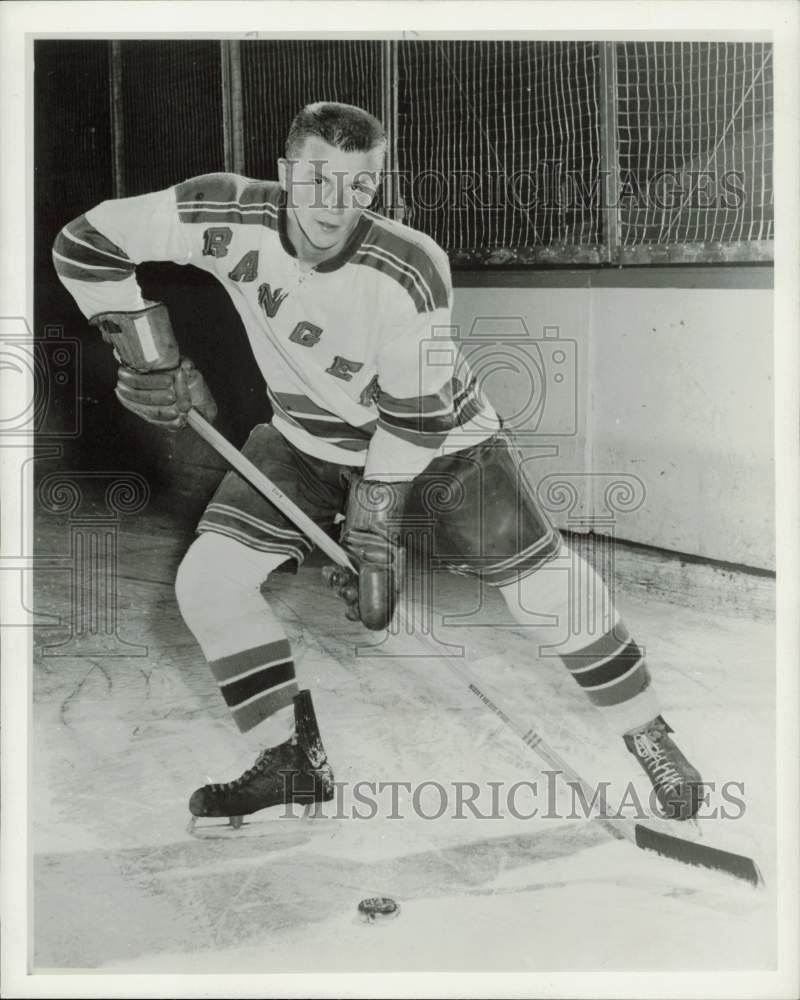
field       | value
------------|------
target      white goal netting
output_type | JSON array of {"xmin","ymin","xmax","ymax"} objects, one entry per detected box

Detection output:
[
  {"xmin": 395, "ymin": 39, "xmax": 773, "ymax": 263},
  {"xmin": 616, "ymin": 41, "xmax": 773, "ymax": 249},
  {"xmin": 396, "ymin": 40, "xmax": 603, "ymax": 264}
]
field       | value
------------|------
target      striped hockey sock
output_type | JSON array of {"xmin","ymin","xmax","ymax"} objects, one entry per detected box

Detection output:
[
  {"xmin": 555, "ymin": 619, "xmax": 660, "ymax": 731},
  {"xmin": 175, "ymin": 532, "xmax": 300, "ymax": 740},
  {"xmin": 207, "ymin": 637, "xmax": 298, "ymax": 733},
  {"xmin": 500, "ymin": 543, "xmax": 660, "ymax": 733}
]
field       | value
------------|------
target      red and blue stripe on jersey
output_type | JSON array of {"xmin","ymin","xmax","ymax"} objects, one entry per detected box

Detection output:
[
  {"xmin": 174, "ymin": 174, "xmax": 282, "ymax": 230},
  {"xmin": 376, "ymin": 376, "xmax": 485, "ymax": 449},
  {"xmin": 52, "ymin": 215, "xmax": 136, "ymax": 283},
  {"xmin": 353, "ymin": 213, "xmax": 450, "ymax": 315},
  {"xmin": 267, "ymin": 389, "xmax": 375, "ymax": 453}
]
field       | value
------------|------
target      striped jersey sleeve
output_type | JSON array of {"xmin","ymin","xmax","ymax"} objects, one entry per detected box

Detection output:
[
  {"xmin": 52, "ymin": 177, "xmax": 234, "ymax": 319},
  {"xmin": 174, "ymin": 173, "xmax": 281, "ymax": 229},
  {"xmin": 53, "ymin": 211, "xmax": 144, "ymax": 318},
  {"xmin": 361, "ymin": 227, "xmax": 464, "ymax": 479}
]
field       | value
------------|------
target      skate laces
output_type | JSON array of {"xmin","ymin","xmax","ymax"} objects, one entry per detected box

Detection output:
[
  {"xmin": 631, "ymin": 728, "xmax": 683, "ymax": 794},
  {"xmin": 209, "ymin": 747, "xmax": 273, "ymax": 793}
]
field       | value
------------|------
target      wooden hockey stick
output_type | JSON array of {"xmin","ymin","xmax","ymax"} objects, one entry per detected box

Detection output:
[
  {"xmin": 187, "ymin": 409, "xmax": 764, "ymax": 887},
  {"xmin": 186, "ymin": 410, "xmax": 357, "ymax": 573}
]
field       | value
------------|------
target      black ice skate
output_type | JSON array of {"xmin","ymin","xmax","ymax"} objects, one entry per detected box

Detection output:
[
  {"xmin": 188, "ymin": 690, "xmax": 334, "ymax": 830},
  {"xmin": 624, "ymin": 715, "xmax": 704, "ymax": 821}
]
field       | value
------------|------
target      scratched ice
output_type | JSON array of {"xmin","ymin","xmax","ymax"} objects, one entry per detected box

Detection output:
[{"xmin": 32, "ymin": 500, "xmax": 775, "ymax": 973}]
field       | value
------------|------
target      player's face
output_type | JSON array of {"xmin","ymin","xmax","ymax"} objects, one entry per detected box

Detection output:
[{"xmin": 279, "ymin": 137, "xmax": 383, "ymax": 259}]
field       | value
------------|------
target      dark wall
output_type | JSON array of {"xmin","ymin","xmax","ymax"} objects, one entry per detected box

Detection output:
[
  {"xmin": 35, "ymin": 41, "xmax": 114, "ymax": 257},
  {"xmin": 35, "ymin": 41, "xmax": 117, "ymax": 470},
  {"xmin": 119, "ymin": 41, "xmax": 226, "ymax": 196},
  {"xmin": 34, "ymin": 40, "xmax": 272, "ymax": 510}
]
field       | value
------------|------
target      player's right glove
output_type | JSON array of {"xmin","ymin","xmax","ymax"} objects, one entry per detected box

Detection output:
[
  {"xmin": 114, "ymin": 357, "xmax": 217, "ymax": 430},
  {"xmin": 323, "ymin": 475, "xmax": 413, "ymax": 631},
  {"xmin": 90, "ymin": 301, "xmax": 217, "ymax": 430}
]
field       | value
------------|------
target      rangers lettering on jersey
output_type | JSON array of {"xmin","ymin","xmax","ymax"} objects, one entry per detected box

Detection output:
[
  {"xmin": 290, "ymin": 321, "xmax": 323, "ymax": 347},
  {"xmin": 52, "ymin": 172, "xmax": 499, "ymax": 477},
  {"xmin": 258, "ymin": 282, "xmax": 289, "ymax": 318},
  {"xmin": 229, "ymin": 251, "xmax": 259, "ymax": 282},
  {"xmin": 203, "ymin": 227, "xmax": 233, "ymax": 257}
]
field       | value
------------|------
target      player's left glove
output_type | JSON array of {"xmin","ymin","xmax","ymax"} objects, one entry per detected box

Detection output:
[{"xmin": 324, "ymin": 475, "xmax": 413, "ymax": 631}]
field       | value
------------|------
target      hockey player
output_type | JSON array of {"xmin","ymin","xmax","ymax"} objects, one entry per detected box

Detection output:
[{"xmin": 53, "ymin": 101, "xmax": 703, "ymax": 825}]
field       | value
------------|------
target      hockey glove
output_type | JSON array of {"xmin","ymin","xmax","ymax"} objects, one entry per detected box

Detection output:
[
  {"xmin": 90, "ymin": 301, "xmax": 217, "ymax": 429},
  {"xmin": 90, "ymin": 302, "xmax": 180, "ymax": 373},
  {"xmin": 324, "ymin": 476, "xmax": 413, "ymax": 631},
  {"xmin": 115, "ymin": 356, "xmax": 218, "ymax": 430}
]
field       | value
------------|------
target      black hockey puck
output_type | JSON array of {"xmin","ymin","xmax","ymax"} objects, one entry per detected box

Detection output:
[{"xmin": 357, "ymin": 897, "xmax": 400, "ymax": 923}]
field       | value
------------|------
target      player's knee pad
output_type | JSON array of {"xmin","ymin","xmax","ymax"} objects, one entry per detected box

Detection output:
[
  {"xmin": 421, "ymin": 435, "xmax": 560, "ymax": 586},
  {"xmin": 175, "ymin": 531, "xmax": 289, "ymax": 616}
]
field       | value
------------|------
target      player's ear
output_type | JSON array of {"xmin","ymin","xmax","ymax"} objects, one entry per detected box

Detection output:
[{"xmin": 278, "ymin": 157, "xmax": 288, "ymax": 191}]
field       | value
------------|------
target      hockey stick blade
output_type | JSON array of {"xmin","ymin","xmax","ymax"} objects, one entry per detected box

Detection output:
[
  {"xmin": 634, "ymin": 823, "xmax": 764, "ymax": 887},
  {"xmin": 454, "ymin": 661, "xmax": 766, "ymax": 887}
]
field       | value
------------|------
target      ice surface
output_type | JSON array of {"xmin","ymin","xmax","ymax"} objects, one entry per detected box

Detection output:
[{"xmin": 32, "ymin": 506, "xmax": 776, "ymax": 972}]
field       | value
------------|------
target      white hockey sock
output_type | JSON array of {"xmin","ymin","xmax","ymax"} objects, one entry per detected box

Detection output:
[
  {"xmin": 175, "ymin": 531, "xmax": 299, "ymax": 744},
  {"xmin": 499, "ymin": 542, "xmax": 660, "ymax": 734}
]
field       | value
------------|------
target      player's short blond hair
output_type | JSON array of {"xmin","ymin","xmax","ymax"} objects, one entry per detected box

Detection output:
[{"xmin": 286, "ymin": 102, "xmax": 386, "ymax": 159}]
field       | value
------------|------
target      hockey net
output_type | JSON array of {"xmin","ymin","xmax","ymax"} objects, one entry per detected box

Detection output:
[
  {"xmin": 616, "ymin": 41, "xmax": 773, "ymax": 259},
  {"xmin": 396, "ymin": 40, "xmax": 604, "ymax": 265},
  {"xmin": 394, "ymin": 39, "xmax": 773, "ymax": 264}
]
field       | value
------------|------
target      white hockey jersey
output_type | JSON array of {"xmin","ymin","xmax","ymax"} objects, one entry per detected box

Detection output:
[{"xmin": 53, "ymin": 173, "xmax": 498, "ymax": 477}]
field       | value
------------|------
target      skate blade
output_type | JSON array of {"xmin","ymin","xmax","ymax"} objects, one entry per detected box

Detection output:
[{"xmin": 186, "ymin": 803, "xmax": 332, "ymax": 839}]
